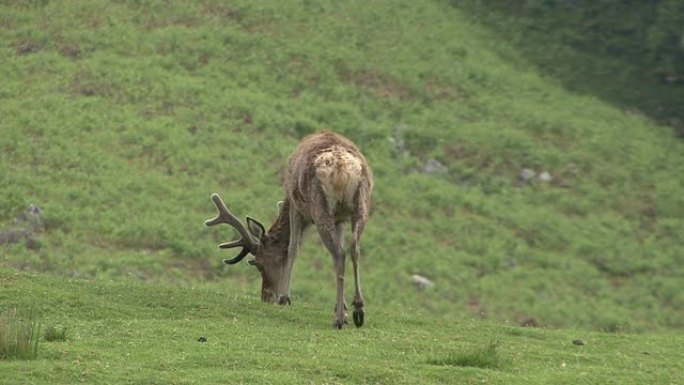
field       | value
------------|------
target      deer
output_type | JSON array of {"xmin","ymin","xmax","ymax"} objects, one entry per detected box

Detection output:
[{"xmin": 204, "ymin": 131, "xmax": 374, "ymax": 329}]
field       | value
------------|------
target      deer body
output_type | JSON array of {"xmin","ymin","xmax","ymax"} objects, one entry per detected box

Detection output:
[{"xmin": 205, "ymin": 131, "xmax": 373, "ymax": 329}]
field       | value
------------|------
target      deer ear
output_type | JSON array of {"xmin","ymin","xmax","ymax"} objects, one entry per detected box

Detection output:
[{"xmin": 246, "ymin": 216, "xmax": 266, "ymax": 240}]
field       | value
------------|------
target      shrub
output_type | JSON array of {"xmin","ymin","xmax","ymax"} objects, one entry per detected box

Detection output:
[
  {"xmin": 43, "ymin": 325, "xmax": 68, "ymax": 342},
  {"xmin": 428, "ymin": 340, "xmax": 508, "ymax": 369},
  {"xmin": 0, "ymin": 308, "xmax": 40, "ymax": 360}
]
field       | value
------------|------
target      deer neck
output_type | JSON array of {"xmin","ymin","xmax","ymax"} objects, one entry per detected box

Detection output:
[{"xmin": 266, "ymin": 198, "xmax": 292, "ymax": 249}]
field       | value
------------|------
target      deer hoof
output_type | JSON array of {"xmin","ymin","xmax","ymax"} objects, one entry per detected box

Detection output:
[
  {"xmin": 277, "ymin": 295, "xmax": 291, "ymax": 305},
  {"xmin": 333, "ymin": 319, "xmax": 346, "ymax": 329},
  {"xmin": 353, "ymin": 309, "xmax": 364, "ymax": 327}
]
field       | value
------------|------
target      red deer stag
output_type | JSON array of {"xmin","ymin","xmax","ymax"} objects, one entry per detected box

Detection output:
[{"xmin": 205, "ymin": 131, "xmax": 373, "ymax": 329}]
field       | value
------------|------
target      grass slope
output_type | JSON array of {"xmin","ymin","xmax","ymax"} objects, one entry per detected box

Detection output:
[
  {"xmin": 455, "ymin": 1, "xmax": 684, "ymax": 127},
  {"xmin": 1, "ymin": 270, "xmax": 682, "ymax": 385},
  {"xmin": 0, "ymin": 0, "xmax": 683, "ymax": 337}
]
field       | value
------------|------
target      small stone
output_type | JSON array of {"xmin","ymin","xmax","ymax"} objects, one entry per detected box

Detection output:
[
  {"xmin": 538, "ymin": 171, "xmax": 552, "ymax": 182},
  {"xmin": 411, "ymin": 274, "xmax": 434, "ymax": 290},
  {"xmin": 198, "ymin": 336, "xmax": 207, "ymax": 343},
  {"xmin": 390, "ymin": 137, "xmax": 407, "ymax": 155},
  {"xmin": 572, "ymin": 339, "xmax": 585, "ymax": 346},
  {"xmin": 423, "ymin": 159, "xmax": 448, "ymax": 174},
  {"xmin": 519, "ymin": 168, "xmax": 536, "ymax": 183}
]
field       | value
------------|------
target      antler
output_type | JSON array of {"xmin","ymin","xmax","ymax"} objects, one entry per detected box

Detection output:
[{"xmin": 205, "ymin": 193, "xmax": 259, "ymax": 265}]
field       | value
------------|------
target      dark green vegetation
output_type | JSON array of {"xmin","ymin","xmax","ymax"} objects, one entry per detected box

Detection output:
[
  {"xmin": 458, "ymin": 0, "xmax": 684, "ymax": 128},
  {"xmin": 0, "ymin": 0, "xmax": 683, "ymax": 382},
  {"xmin": 43, "ymin": 325, "xmax": 68, "ymax": 342},
  {"xmin": 428, "ymin": 340, "xmax": 508, "ymax": 370}
]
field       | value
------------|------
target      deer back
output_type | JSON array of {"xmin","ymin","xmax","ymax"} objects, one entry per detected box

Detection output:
[{"xmin": 284, "ymin": 131, "xmax": 373, "ymax": 220}]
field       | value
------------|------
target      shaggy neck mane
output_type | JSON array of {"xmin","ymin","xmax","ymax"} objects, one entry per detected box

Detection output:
[{"xmin": 266, "ymin": 198, "xmax": 292, "ymax": 252}]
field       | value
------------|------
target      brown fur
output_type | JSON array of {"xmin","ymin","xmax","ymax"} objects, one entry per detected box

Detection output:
[
  {"xmin": 221, "ymin": 131, "xmax": 373, "ymax": 328},
  {"xmin": 285, "ymin": 131, "xmax": 373, "ymax": 218}
]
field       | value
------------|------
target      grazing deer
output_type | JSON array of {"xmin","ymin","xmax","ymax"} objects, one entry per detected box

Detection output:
[{"xmin": 205, "ymin": 131, "xmax": 373, "ymax": 329}]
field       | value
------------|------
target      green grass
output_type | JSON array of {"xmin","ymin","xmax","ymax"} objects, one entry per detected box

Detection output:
[
  {"xmin": 0, "ymin": 269, "xmax": 681, "ymax": 384},
  {"xmin": 0, "ymin": 0, "xmax": 683, "ymax": 382},
  {"xmin": 43, "ymin": 325, "xmax": 68, "ymax": 342},
  {"xmin": 1, "ymin": 0, "xmax": 681, "ymax": 333},
  {"xmin": 0, "ymin": 307, "xmax": 40, "ymax": 360},
  {"xmin": 428, "ymin": 340, "xmax": 508, "ymax": 370},
  {"xmin": 455, "ymin": 1, "xmax": 684, "ymax": 126}
]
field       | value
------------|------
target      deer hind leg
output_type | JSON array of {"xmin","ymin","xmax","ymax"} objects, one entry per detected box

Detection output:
[
  {"xmin": 350, "ymin": 214, "xmax": 367, "ymax": 327},
  {"xmin": 320, "ymin": 221, "xmax": 347, "ymax": 329},
  {"xmin": 335, "ymin": 222, "xmax": 348, "ymax": 321},
  {"xmin": 311, "ymin": 199, "xmax": 347, "ymax": 328}
]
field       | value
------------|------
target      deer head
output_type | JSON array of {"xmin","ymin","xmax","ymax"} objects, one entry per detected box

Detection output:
[{"xmin": 204, "ymin": 193, "xmax": 289, "ymax": 303}]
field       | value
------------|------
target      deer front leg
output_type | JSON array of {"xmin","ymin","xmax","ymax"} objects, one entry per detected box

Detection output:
[{"xmin": 276, "ymin": 209, "xmax": 305, "ymax": 305}]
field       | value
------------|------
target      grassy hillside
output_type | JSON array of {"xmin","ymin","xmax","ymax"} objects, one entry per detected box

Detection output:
[
  {"xmin": 1, "ymin": 0, "xmax": 683, "ymax": 339},
  {"xmin": 1, "ymin": 269, "xmax": 681, "ymax": 384},
  {"xmin": 455, "ymin": 1, "xmax": 684, "ymax": 127}
]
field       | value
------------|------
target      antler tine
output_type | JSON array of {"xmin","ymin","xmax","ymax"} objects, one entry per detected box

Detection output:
[{"xmin": 205, "ymin": 193, "xmax": 259, "ymax": 264}]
